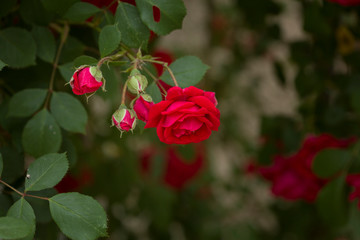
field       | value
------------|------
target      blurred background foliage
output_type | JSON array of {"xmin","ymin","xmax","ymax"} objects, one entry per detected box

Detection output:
[{"xmin": 2, "ymin": 0, "xmax": 360, "ymax": 239}]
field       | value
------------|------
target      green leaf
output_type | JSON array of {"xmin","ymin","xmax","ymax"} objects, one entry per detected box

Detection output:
[
  {"xmin": 0, "ymin": 216, "xmax": 32, "ymax": 239},
  {"xmin": 59, "ymin": 62, "xmax": 75, "ymax": 82},
  {"xmin": 0, "ymin": 28, "xmax": 36, "ymax": 68},
  {"xmin": 50, "ymin": 92, "xmax": 88, "ymax": 133},
  {"xmin": 60, "ymin": 135, "xmax": 77, "ymax": 167},
  {"xmin": 20, "ymin": 0, "xmax": 54, "ymax": 25},
  {"xmin": 41, "ymin": 0, "xmax": 79, "ymax": 16},
  {"xmin": 73, "ymin": 55, "xmax": 98, "ymax": 68},
  {"xmin": 32, "ymin": 26, "xmax": 56, "ymax": 63},
  {"xmin": 63, "ymin": 2, "xmax": 101, "ymax": 22},
  {"xmin": 0, "ymin": 59, "xmax": 7, "ymax": 71},
  {"xmin": 99, "ymin": 25, "xmax": 121, "ymax": 58},
  {"xmin": 49, "ymin": 192, "xmax": 108, "ymax": 240},
  {"xmin": 115, "ymin": 2, "xmax": 150, "ymax": 49},
  {"xmin": 8, "ymin": 89, "xmax": 47, "ymax": 118},
  {"xmin": 25, "ymin": 153, "xmax": 68, "ymax": 192},
  {"xmin": 0, "ymin": 153, "xmax": 2, "ymax": 178},
  {"xmin": 312, "ymin": 149, "xmax": 352, "ymax": 178},
  {"xmin": 161, "ymin": 56, "xmax": 209, "ymax": 88},
  {"xmin": 7, "ymin": 198, "xmax": 36, "ymax": 240},
  {"xmin": 59, "ymin": 36, "xmax": 85, "ymax": 64},
  {"xmin": 316, "ymin": 175, "xmax": 347, "ymax": 226},
  {"xmin": 0, "ymin": 147, "xmax": 24, "ymax": 183},
  {"xmin": 22, "ymin": 109, "xmax": 62, "ymax": 158},
  {"xmin": 146, "ymin": 82, "xmax": 162, "ymax": 103},
  {"xmin": 135, "ymin": 0, "xmax": 186, "ymax": 35}
]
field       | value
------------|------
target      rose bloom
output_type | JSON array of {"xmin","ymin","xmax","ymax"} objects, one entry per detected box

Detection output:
[
  {"xmin": 140, "ymin": 144, "xmax": 205, "ymax": 190},
  {"xmin": 145, "ymin": 86, "xmax": 220, "ymax": 144},
  {"xmin": 254, "ymin": 134, "xmax": 355, "ymax": 202},
  {"xmin": 346, "ymin": 174, "xmax": 360, "ymax": 208},
  {"xmin": 70, "ymin": 66, "xmax": 103, "ymax": 95},
  {"xmin": 327, "ymin": 0, "xmax": 360, "ymax": 6}
]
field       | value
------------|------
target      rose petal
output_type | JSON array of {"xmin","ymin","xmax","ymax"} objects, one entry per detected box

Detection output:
[
  {"xmin": 178, "ymin": 117, "xmax": 203, "ymax": 131},
  {"xmin": 183, "ymin": 86, "xmax": 204, "ymax": 97},
  {"xmin": 145, "ymin": 100, "xmax": 173, "ymax": 128},
  {"xmin": 166, "ymin": 87, "xmax": 184, "ymax": 101}
]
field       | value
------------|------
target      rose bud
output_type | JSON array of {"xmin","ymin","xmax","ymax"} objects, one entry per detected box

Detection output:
[
  {"xmin": 127, "ymin": 69, "xmax": 148, "ymax": 94},
  {"xmin": 111, "ymin": 106, "xmax": 136, "ymax": 132},
  {"xmin": 133, "ymin": 94, "xmax": 154, "ymax": 122},
  {"xmin": 70, "ymin": 66, "xmax": 104, "ymax": 95}
]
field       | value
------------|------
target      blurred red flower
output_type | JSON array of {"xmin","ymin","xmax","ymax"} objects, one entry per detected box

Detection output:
[
  {"xmin": 55, "ymin": 167, "xmax": 94, "ymax": 193},
  {"xmin": 252, "ymin": 134, "xmax": 355, "ymax": 202},
  {"xmin": 140, "ymin": 144, "xmax": 205, "ymax": 190},
  {"xmin": 327, "ymin": 0, "xmax": 360, "ymax": 6}
]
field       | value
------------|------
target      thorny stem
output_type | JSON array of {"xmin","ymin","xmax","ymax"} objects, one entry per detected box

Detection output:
[
  {"xmin": 143, "ymin": 67, "xmax": 167, "ymax": 94},
  {"xmin": 142, "ymin": 59, "xmax": 179, "ymax": 87},
  {"xmin": 0, "ymin": 179, "xmax": 50, "ymax": 201},
  {"xmin": 97, "ymin": 51, "xmax": 127, "ymax": 69},
  {"xmin": 121, "ymin": 79, "xmax": 128, "ymax": 105},
  {"xmin": 44, "ymin": 23, "xmax": 70, "ymax": 109}
]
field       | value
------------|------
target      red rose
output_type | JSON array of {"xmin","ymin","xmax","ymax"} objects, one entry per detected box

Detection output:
[
  {"xmin": 55, "ymin": 167, "xmax": 93, "ymax": 193},
  {"xmin": 327, "ymin": 0, "xmax": 360, "ymax": 5},
  {"xmin": 254, "ymin": 134, "xmax": 355, "ymax": 202},
  {"xmin": 144, "ymin": 86, "xmax": 220, "ymax": 144},
  {"xmin": 140, "ymin": 144, "xmax": 205, "ymax": 190},
  {"xmin": 133, "ymin": 94, "xmax": 154, "ymax": 122},
  {"xmin": 346, "ymin": 174, "xmax": 360, "ymax": 208},
  {"xmin": 70, "ymin": 66, "xmax": 103, "ymax": 95}
]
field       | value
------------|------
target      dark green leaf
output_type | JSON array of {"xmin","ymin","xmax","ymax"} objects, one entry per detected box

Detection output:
[
  {"xmin": 59, "ymin": 36, "xmax": 85, "ymax": 64},
  {"xmin": 316, "ymin": 175, "xmax": 347, "ymax": 226},
  {"xmin": 146, "ymin": 82, "xmax": 162, "ymax": 103},
  {"xmin": 0, "ymin": 217, "xmax": 32, "ymax": 239},
  {"xmin": 63, "ymin": 2, "xmax": 101, "ymax": 22},
  {"xmin": 60, "ymin": 135, "xmax": 77, "ymax": 167},
  {"xmin": 73, "ymin": 55, "xmax": 98, "ymax": 68},
  {"xmin": 115, "ymin": 2, "xmax": 150, "ymax": 49},
  {"xmin": 136, "ymin": 0, "xmax": 186, "ymax": 35},
  {"xmin": 20, "ymin": 0, "xmax": 54, "ymax": 25},
  {"xmin": 58, "ymin": 62, "xmax": 75, "ymax": 82},
  {"xmin": 161, "ymin": 56, "xmax": 209, "ymax": 88},
  {"xmin": 41, "ymin": 0, "xmax": 79, "ymax": 16},
  {"xmin": 0, "ymin": 153, "xmax": 2, "ymax": 178},
  {"xmin": 0, "ymin": 59, "xmax": 7, "ymax": 71},
  {"xmin": 8, "ymin": 89, "xmax": 47, "ymax": 118},
  {"xmin": 312, "ymin": 149, "xmax": 352, "ymax": 178},
  {"xmin": 0, "ymin": 0, "xmax": 16, "ymax": 18},
  {"xmin": 50, "ymin": 92, "xmax": 88, "ymax": 133},
  {"xmin": 49, "ymin": 192, "xmax": 108, "ymax": 240},
  {"xmin": 0, "ymin": 28, "xmax": 36, "ymax": 68},
  {"xmin": 0, "ymin": 195, "xmax": 12, "ymax": 216},
  {"xmin": 99, "ymin": 25, "xmax": 121, "ymax": 57},
  {"xmin": 22, "ymin": 109, "xmax": 62, "ymax": 158},
  {"xmin": 32, "ymin": 26, "xmax": 56, "ymax": 63},
  {"xmin": 26, "ymin": 188, "xmax": 57, "ymax": 224},
  {"xmin": 25, "ymin": 153, "xmax": 68, "ymax": 192},
  {"xmin": 349, "ymin": 202, "xmax": 360, "ymax": 239},
  {"xmin": 7, "ymin": 198, "xmax": 36, "ymax": 240},
  {"xmin": 0, "ymin": 147, "xmax": 24, "ymax": 183}
]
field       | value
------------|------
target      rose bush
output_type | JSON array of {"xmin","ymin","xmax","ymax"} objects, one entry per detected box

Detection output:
[
  {"xmin": 251, "ymin": 134, "xmax": 355, "ymax": 202},
  {"xmin": 145, "ymin": 86, "xmax": 220, "ymax": 144}
]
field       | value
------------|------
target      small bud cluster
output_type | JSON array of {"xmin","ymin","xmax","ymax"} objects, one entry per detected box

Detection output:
[{"xmin": 111, "ymin": 68, "xmax": 154, "ymax": 136}]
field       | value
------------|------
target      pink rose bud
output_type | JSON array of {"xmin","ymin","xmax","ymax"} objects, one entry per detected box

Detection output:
[
  {"xmin": 127, "ymin": 69, "xmax": 148, "ymax": 94},
  {"xmin": 70, "ymin": 66, "xmax": 103, "ymax": 95},
  {"xmin": 133, "ymin": 94, "xmax": 154, "ymax": 122},
  {"xmin": 112, "ymin": 106, "xmax": 136, "ymax": 132}
]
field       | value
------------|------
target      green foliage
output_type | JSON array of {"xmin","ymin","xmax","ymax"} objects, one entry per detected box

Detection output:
[
  {"xmin": 49, "ymin": 192, "xmax": 108, "ymax": 240},
  {"xmin": 32, "ymin": 26, "xmax": 56, "ymax": 63},
  {"xmin": 115, "ymin": 2, "xmax": 150, "ymax": 49},
  {"xmin": 147, "ymin": 82, "xmax": 162, "ymax": 103},
  {"xmin": 63, "ymin": 2, "xmax": 101, "ymax": 22},
  {"xmin": 22, "ymin": 109, "xmax": 62, "ymax": 157},
  {"xmin": 0, "ymin": 59, "xmax": 7, "ymax": 71},
  {"xmin": 312, "ymin": 149, "xmax": 352, "ymax": 178},
  {"xmin": 50, "ymin": 92, "xmax": 88, "ymax": 133},
  {"xmin": 0, "ymin": 153, "xmax": 2, "ymax": 178},
  {"xmin": 0, "ymin": 28, "xmax": 36, "ymax": 68},
  {"xmin": 7, "ymin": 198, "xmax": 36, "ymax": 240},
  {"xmin": 0, "ymin": 217, "xmax": 32, "ymax": 239},
  {"xmin": 136, "ymin": 0, "xmax": 186, "ymax": 35},
  {"xmin": 41, "ymin": 0, "xmax": 80, "ymax": 16},
  {"xmin": 73, "ymin": 55, "xmax": 98, "ymax": 68},
  {"xmin": 161, "ymin": 56, "xmax": 209, "ymax": 88},
  {"xmin": 8, "ymin": 89, "xmax": 48, "ymax": 118},
  {"xmin": 99, "ymin": 25, "xmax": 122, "ymax": 57},
  {"xmin": 25, "ymin": 153, "xmax": 69, "ymax": 192},
  {"xmin": 316, "ymin": 175, "xmax": 347, "ymax": 227}
]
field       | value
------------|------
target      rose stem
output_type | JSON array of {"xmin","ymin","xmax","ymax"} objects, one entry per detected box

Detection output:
[
  {"xmin": 44, "ymin": 23, "xmax": 70, "ymax": 109},
  {"xmin": 0, "ymin": 179, "xmax": 49, "ymax": 201}
]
